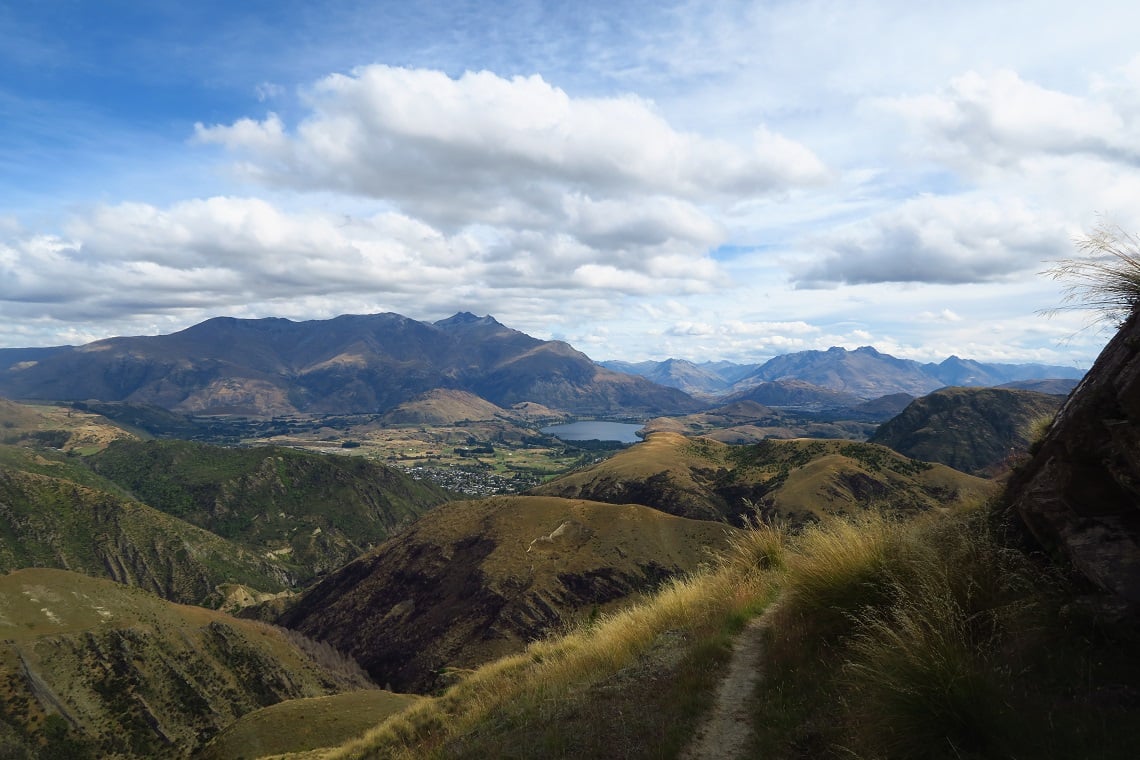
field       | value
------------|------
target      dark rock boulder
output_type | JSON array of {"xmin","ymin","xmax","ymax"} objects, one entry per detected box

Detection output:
[{"xmin": 1007, "ymin": 313, "xmax": 1140, "ymax": 602}]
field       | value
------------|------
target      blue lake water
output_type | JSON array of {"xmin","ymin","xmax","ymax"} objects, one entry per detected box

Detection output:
[{"xmin": 540, "ymin": 421, "xmax": 644, "ymax": 443}]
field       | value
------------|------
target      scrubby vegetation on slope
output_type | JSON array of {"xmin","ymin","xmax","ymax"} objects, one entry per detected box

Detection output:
[
  {"xmin": 0, "ymin": 446, "xmax": 290, "ymax": 606},
  {"xmin": 88, "ymin": 439, "xmax": 452, "ymax": 578},
  {"xmin": 284, "ymin": 499, "xmax": 1137, "ymax": 760},
  {"xmin": 869, "ymin": 387, "xmax": 1064, "ymax": 476},
  {"xmin": 0, "ymin": 569, "xmax": 374, "ymax": 759}
]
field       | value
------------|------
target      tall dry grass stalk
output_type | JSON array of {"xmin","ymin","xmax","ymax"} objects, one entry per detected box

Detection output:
[
  {"xmin": 776, "ymin": 512, "xmax": 913, "ymax": 639},
  {"xmin": 1043, "ymin": 223, "xmax": 1140, "ymax": 327},
  {"xmin": 839, "ymin": 511, "xmax": 1043, "ymax": 759}
]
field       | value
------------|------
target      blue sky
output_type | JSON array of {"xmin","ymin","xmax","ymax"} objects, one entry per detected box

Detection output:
[{"xmin": 2, "ymin": 1, "xmax": 1139, "ymax": 367}]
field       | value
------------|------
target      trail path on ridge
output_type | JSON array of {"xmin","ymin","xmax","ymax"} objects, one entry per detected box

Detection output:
[{"xmin": 681, "ymin": 611, "xmax": 770, "ymax": 760}]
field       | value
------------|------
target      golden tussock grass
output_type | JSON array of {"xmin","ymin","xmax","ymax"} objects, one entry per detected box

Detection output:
[
  {"xmin": 324, "ymin": 526, "xmax": 774, "ymax": 759},
  {"xmin": 306, "ymin": 494, "xmax": 1139, "ymax": 760}
]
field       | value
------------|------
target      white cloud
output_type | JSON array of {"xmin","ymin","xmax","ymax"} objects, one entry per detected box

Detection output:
[
  {"xmin": 795, "ymin": 195, "xmax": 1074, "ymax": 287},
  {"xmin": 255, "ymin": 82, "xmax": 285, "ymax": 102},
  {"xmin": 883, "ymin": 69, "xmax": 1140, "ymax": 170},
  {"xmin": 0, "ymin": 195, "xmax": 729, "ymax": 338},
  {"xmin": 195, "ymin": 65, "xmax": 827, "ymax": 236}
]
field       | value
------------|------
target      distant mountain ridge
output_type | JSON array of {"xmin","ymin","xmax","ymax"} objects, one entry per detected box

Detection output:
[
  {"xmin": 605, "ymin": 347, "xmax": 1083, "ymax": 400},
  {"xmin": 0, "ymin": 312, "xmax": 699, "ymax": 416}
]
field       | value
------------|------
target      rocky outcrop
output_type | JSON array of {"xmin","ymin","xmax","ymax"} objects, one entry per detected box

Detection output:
[{"xmin": 1007, "ymin": 313, "xmax": 1140, "ymax": 602}]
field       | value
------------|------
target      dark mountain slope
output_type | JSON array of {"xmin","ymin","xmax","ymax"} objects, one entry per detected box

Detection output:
[
  {"xmin": 723, "ymin": 378, "xmax": 862, "ymax": 408},
  {"xmin": 924, "ymin": 355, "xmax": 1084, "ymax": 386},
  {"xmin": 0, "ymin": 312, "xmax": 699, "ymax": 416},
  {"xmin": 277, "ymin": 495, "xmax": 728, "ymax": 693},
  {"xmin": 870, "ymin": 387, "xmax": 1065, "ymax": 476},
  {"xmin": 738, "ymin": 346, "xmax": 941, "ymax": 399},
  {"xmin": 1006, "ymin": 311, "xmax": 1140, "ymax": 603},
  {"xmin": 730, "ymin": 346, "xmax": 1083, "ymax": 400}
]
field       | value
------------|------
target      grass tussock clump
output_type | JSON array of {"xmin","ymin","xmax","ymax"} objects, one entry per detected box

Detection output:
[
  {"xmin": 1044, "ymin": 222, "xmax": 1140, "ymax": 327},
  {"xmin": 779, "ymin": 513, "xmax": 911, "ymax": 639},
  {"xmin": 756, "ymin": 505, "xmax": 1140, "ymax": 760},
  {"xmin": 839, "ymin": 516, "xmax": 1041, "ymax": 759}
]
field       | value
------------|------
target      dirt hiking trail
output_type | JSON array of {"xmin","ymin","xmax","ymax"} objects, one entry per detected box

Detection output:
[{"xmin": 681, "ymin": 612, "xmax": 770, "ymax": 760}]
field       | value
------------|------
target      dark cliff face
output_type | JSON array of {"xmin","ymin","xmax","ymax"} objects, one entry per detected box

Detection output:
[{"xmin": 1006, "ymin": 313, "xmax": 1140, "ymax": 603}]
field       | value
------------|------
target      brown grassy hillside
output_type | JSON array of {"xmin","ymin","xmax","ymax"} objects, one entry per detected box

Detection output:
[
  {"xmin": 640, "ymin": 400, "xmax": 877, "ymax": 442},
  {"xmin": 196, "ymin": 690, "xmax": 422, "ymax": 760},
  {"xmin": 0, "ymin": 569, "xmax": 374, "ymax": 758},
  {"xmin": 379, "ymin": 389, "xmax": 512, "ymax": 425},
  {"xmin": 277, "ymin": 494, "xmax": 730, "ymax": 693},
  {"xmin": 0, "ymin": 398, "xmax": 136, "ymax": 454},
  {"xmin": 530, "ymin": 432, "xmax": 993, "ymax": 525}
]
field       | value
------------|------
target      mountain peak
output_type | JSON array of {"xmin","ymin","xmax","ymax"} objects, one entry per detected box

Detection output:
[{"xmin": 434, "ymin": 312, "xmax": 503, "ymax": 329}]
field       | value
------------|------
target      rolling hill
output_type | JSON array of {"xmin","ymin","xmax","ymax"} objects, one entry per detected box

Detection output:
[
  {"xmin": 86, "ymin": 439, "xmax": 453, "ymax": 580},
  {"xmin": 196, "ymin": 689, "xmax": 422, "ymax": 760},
  {"xmin": 379, "ymin": 388, "xmax": 515, "ymax": 425},
  {"xmin": 529, "ymin": 431, "xmax": 994, "ymax": 525},
  {"xmin": 869, "ymin": 387, "xmax": 1065, "ymax": 475},
  {"xmin": 642, "ymin": 401, "xmax": 876, "ymax": 449},
  {"xmin": 276, "ymin": 494, "xmax": 730, "ymax": 693},
  {"xmin": 0, "ymin": 397, "xmax": 137, "ymax": 453}
]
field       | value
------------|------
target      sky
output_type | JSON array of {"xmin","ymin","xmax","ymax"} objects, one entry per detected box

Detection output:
[{"xmin": 2, "ymin": 1, "xmax": 1139, "ymax": 368}]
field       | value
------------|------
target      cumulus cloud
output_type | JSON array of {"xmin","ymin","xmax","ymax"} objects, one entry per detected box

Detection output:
[
  {"xmin": 195, "ymin": 65, "xmax": 826, "ymax": 238},
  {"xmin": 0, "ymin": 195, "xmax": 728, "ymax": 333},
  {"xmin": 882, "ymin": 69, "xmax": 1140, "ymax": 170},
  {"xmin": 794, "ymin": 195, "xmax": 1073, "ymax": 287}
]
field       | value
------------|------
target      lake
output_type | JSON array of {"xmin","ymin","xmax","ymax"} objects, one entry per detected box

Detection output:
[{"xmin": 540, "ymin": 421, "xmax": 645, "ymax": 443}]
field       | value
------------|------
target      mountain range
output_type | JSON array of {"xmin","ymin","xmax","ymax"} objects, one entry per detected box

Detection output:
[
  {"xmin": 0, "ymin": 312, "xmax": 697, "ymax": 417},
  {"xmin": 604, "ymin": 348, "xmax": 1084, "ymax": 400},
  {"xmin": 0, "ymin": 313, "xmax": 1083, "ymax": 419}
]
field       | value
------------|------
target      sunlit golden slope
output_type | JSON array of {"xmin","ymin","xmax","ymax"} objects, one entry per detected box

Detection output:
[{"xmin": 531, "ymin": 431, "xmax": 994, "ymax": 525}]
